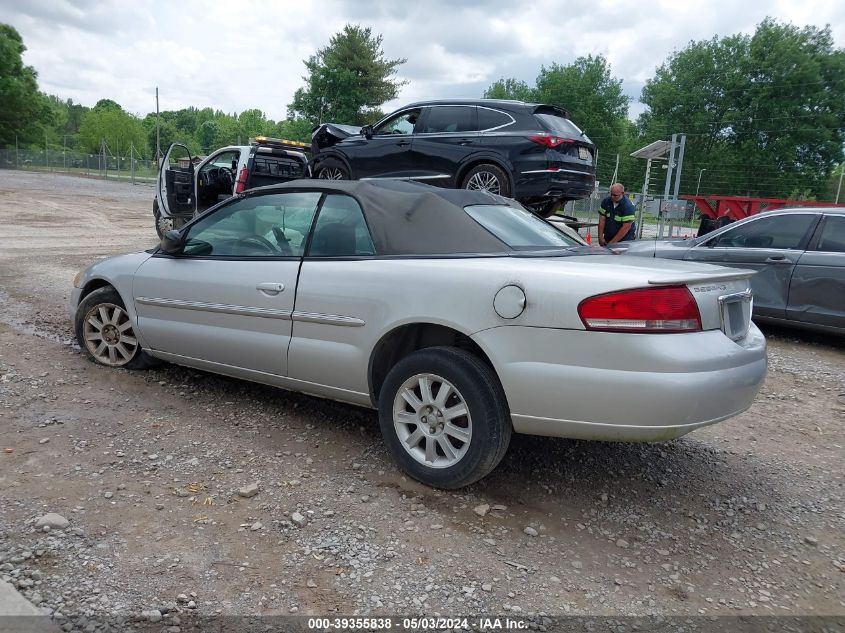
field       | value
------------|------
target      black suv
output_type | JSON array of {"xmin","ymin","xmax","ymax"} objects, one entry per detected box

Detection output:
[{"xmin": 310, "ymin": 99, "xmax": 595, "ymax": 216}]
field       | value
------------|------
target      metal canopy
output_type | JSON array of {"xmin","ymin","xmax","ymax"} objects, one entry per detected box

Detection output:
[{"xmin": 630, "ymin": 140, "xmax": 672, "ymax": 160}]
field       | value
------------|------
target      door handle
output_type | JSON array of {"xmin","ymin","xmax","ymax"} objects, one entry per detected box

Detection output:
[
  {"xmin": 256, "ymin": 282, "xmax": 285, "ymax": 295},
  {"xmin": 396, "ymin": 140, "xmax": 411, "ymax": 147},
  {"xmin": 458, "ymin": 139, "xmax": 474, "ymax": 146},
  {"xmin": 764, "ymin": 256, "xmax": 789, "ymax": 264}
]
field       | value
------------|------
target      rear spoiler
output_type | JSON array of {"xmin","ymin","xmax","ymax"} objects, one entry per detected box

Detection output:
[
  {"xmin": 532, "ymin": 104, "xmax": 571, "ymax": 119},
  {"xmin": 647, "ymin": 270, "xmax": 755, "ymax": 285}
]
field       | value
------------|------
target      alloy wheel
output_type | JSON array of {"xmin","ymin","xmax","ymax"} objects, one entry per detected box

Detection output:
[
  {"xmin": 318, "ymin": 167, "xmax": 345, "ymax": 180},
  {"xmin": 81, "ymin": 303, "xmax": 139, "ymax": 367},
  {"xmin": 465, "ymin": 171, "xmax": 501, "ymax": 195},
  {"xmin": 392, "ymin": 373, "xmax": 472, "ymax": 469}
]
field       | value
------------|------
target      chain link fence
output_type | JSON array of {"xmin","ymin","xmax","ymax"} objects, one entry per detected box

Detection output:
[
  {"xmin": 1, "ymin": 148, "xmax": 704, "ymax": 239},
  {"xmin": 563, "ymin": 186, "xmax": 702, "ymax": 241},
  {"xmin": 0, "ymin": 148, "xmax": 156, "ymax": 186}
]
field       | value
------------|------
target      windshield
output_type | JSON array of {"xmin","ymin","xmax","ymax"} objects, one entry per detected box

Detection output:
[
  {"xmin": 535, "ymin": 114, "xmax": 591, "ymax": 141},
  {"xmin": 464, "ymin": 204, "xmax": 584, "ymax": 250}
]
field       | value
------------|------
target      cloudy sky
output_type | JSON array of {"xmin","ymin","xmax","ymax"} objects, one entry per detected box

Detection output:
[{"xmin": 3, "ymin": 0, "xmax": 844, "ymax": 122}]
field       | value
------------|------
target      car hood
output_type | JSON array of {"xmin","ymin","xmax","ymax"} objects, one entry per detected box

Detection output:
[
  {"xmin": 311, "ymin": 123, "xmax": 363, "ymax": 153},
  {"xmin": 76, "ymin": 251, "xmax": 154, "ymax": 291}
]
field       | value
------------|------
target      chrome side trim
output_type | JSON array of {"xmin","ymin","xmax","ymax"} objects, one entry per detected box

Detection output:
[
  {"xmin": 136, "ymin": 297, "xmax": 292, "ymax": 320},
  {"xmin": 360, "ymin": 175, "xmax": 450, "ymax": 181},
  {"xmin": 291, "ymin": 311, "xmax": 366, "ymax": 327},
  {"xmin": 477, "ymin": 106, "xmax": 516, "ymax": 132},
  {"xmin": 522, "ymin": 168, "xmax": 591, "ymax": 175}
]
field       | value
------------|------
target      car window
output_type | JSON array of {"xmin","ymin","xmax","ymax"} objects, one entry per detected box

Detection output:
[
  {"xmin": 423, "ymin": 106, "xmax": 477, "ymax": 133},
  {"xmin": 208, "ymin": 150, "xmax": 238, "ymax": 169},
  {"xmin": 535, "ymin": 113, "xmax": 589, "ymax": 141},
  {"xmin": 464, "ymin": 204, "xmax": 582, "ymax": 249},
  {"xmin": 478, "ymin": 107, "xmax": 513, "ymax": 131},
  {"xmin": 815, "ymin": 215, "xmax": 845, "ymax": 252},
  {"xmin": 308, "ymin": 194, "xmax": 376, "ymax": 257},
  {"xmin": 182, "ymin": 192, "xmax": 321, "ymax": 257},
  {"xmin": 710, "ymin": 214, "xmax": 816, "ymax": 250},
  {"xmin": 375, "ymin": 110, "xmax": 421, "ymax": 135}
]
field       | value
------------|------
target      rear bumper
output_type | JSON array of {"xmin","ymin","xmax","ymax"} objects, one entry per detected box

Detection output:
[
  {"xmin": 514, "ymin": 168, "xmax": 595, "ymax": 200},
  {"xmin": 472, "ymin": 324, "xmax": 767, "ymax": 442}
]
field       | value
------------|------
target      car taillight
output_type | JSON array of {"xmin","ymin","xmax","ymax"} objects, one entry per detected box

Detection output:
[
  {"xmin": 528, "ymin": 135, "xmax": 575, "ymax": 149},
  {"xmin": 234, "ymin": 167, "xmax": 249, "ymax": 193},
  {"xmin": 578, "ymin": 286, "xmax": 702, "ymax": 333}
]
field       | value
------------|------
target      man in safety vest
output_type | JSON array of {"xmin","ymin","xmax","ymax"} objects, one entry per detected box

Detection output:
[{"xmin": 598, "ymin": 183, "xmax": 637, "ymax": 246}]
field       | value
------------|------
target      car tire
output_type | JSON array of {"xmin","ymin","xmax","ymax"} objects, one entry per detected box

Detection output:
[
  {"xmin": 316, "ymin": 158, "xmax": 349, "ymax": 180},
  {"xmin": 74, "ymin": 287, "xmax": 158, "ymax": 370},
  {"xmin": 461, "ymin": 163, "xmax": 511, "ymax": 198},
  {"xmin": 378, "ymin": 346, "xmax": 512, "ymax": 489}
]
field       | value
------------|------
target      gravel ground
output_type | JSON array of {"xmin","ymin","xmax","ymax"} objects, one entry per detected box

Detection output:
[{"xmin": 0, "ymin": 170, "xmax": 843, "ymax": 631}]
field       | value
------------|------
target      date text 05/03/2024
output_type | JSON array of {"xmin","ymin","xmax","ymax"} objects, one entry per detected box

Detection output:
[{"xmin": 307, "ymin": 616, "xmax": 528, "ymax": 630}]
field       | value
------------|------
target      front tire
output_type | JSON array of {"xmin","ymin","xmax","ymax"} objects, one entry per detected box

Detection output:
[
  {"xmin": 378, "ymin": 347, "xmax": 512, "ymax": 489},
  {"xmin": 74, "ymin": 287, "xmax": 157, "ymax": 369},
  {"xmin": 316, "ymin": 158, "xmax": 349, "ymax": 180},
  {"xmin": 461, "ymin": 163, "xmax": 511, "ymax": 198}
]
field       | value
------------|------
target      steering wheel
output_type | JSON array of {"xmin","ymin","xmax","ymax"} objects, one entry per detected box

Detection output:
[
  {"xmin": 217, "ymin": 166, "xmax": 234, "ymax": 190},
  {"xmin": 271, "ymin": 227, "xmax": 294, "ymax": 256},
  {"xmin": 235, "ymin": 234, "xmax": 278, "ymax": 255}
]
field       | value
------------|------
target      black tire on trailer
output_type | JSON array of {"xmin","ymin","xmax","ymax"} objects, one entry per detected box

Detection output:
[
  {"xmin": 316, "ymin": 158, "xmax": 350, "ymax": 180},
  {"xmin": 460, "ymin": 163, "xmax": 511, "ymax": 198}
]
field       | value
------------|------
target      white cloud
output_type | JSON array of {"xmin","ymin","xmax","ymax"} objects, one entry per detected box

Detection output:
[{"xmin": 1, "ymin": 0, "xmax": 843, "ymax": 123}]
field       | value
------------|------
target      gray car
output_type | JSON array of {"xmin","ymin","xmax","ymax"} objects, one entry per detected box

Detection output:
[
  {"xmin": 71, "ymin": 180, "xmax": 767, "ymax": 488},
  {"xmin": 620, "ymin": 208, "xmax": 845, "ymax": 335}
]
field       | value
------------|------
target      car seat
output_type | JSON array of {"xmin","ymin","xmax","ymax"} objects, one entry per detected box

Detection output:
[{"xmin": 310, "ymin": 222, "xmax": 357, "ymax": 256}]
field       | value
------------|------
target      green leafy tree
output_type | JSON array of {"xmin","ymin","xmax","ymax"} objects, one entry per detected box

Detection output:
[
  {"xmin": 274, "ymin": 118, "xmax": 314, "ymax": 143},
  {"xmin": 483, "ymin": 78, "xmax": 536, "ymax": 101},
  {"xmin": 0, "ymin": 24, "xmax": 53, "ymax": 147},
  {"xmin": 238, "ymin": 109, "xmax": 271, "ymax": 140},
  {"xmin": 288, "ymin": 24, "xmax": 406, "ymax": 125},
  {"xmin": 639, "ymin": 19, "xmax": 845, "ymax": 198},
  {"xmin": 78, "ymin": 101, "xmax": 148, "ymax": 156},
  {"xmin": 535, "ymin": 55, "xmax": 630, "ymax": 184}
]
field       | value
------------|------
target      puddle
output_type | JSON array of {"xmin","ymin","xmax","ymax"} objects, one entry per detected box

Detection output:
[{"xmin": 0, "ymin": 289, "xmax": 74, "ymax": 345}]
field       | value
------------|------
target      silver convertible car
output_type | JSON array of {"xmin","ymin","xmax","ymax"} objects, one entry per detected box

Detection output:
[{"xmin": 71, "ymin": 180, "xmax": 767, "ymax": 488}]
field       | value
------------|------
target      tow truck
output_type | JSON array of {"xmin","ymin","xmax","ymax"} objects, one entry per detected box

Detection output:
[{"xmin": 153, "ymin": 137, "xmax": 311, "ymax": 238}]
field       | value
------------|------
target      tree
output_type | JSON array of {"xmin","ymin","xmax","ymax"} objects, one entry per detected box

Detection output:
[
  {"xmin": 483, "ymin": 78, "xmax": 535, "ymax": 101},
  {"xmin": 78, "ymin": 101, "xmax": 148, "ymax": 156},
  {"xmin": 639, "ymin": 19, "xmax": 845, "ymax": 198},
  {"xmin": 288, "ymin": 24, "xmax": 406, "ymax": 125},
  {"xmin": 0, "ymin": 24, "xmax": 53, "ymax": 147},
  {"xmin": 535, "ymin": 56, "xmax": 630, "ymax": 172}
]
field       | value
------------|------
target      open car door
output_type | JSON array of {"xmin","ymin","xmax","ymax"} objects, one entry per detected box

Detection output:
[{"xmin": 156, "ymin": 144, "xmax": 195, "ymax": 219}]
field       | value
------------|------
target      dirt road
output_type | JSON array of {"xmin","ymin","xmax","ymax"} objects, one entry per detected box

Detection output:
[{"xmin": 0, "ymin": 171, "xmax": 843, "ymax": 629}]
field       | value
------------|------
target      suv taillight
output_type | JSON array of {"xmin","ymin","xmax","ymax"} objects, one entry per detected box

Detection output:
[
  {"xmin": 578, "ymin": 286, "xmax": 702, "ymax": 333},
  {"xmin": 528, "ymin": 135, "xmax": 575, "ymax": 149},
  {"xmin": 234, "ymin": 167, "xmax": 249, "ymax": 193}
]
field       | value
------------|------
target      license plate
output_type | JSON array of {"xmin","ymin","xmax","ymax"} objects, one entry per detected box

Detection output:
[{"xmin": 719, "ymin": 291, "xmax": 752, "ymax": 341}]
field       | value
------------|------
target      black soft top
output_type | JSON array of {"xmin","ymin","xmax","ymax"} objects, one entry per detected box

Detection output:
[{"xmin": 249, "ymin": 179, "xmax": 521, "ymax": 255}]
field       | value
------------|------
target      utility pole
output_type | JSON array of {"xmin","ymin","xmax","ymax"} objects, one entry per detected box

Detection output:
[
  {"xmin": 836, "ymin": 163, "xmax": 844, "ymax": 204},
  {"xmin": 15, "ymin": 133, "xmax": 18, "ymax": 169},
  {"xmin": 156, "ymin": 86, "xmax": 161, "ymax": 168},
  {"xmin": 45, "ymin": 131, "xmax": 49, "ymax": 171}
]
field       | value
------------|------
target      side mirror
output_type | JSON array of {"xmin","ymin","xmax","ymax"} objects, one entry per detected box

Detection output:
[
  {"xmin": 361, "ymin": 125, "xmax": 373, "ymax": 139},
  {"xmin": 160, "ymin": 229, "xmax": 186, "ymax": 255}
]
